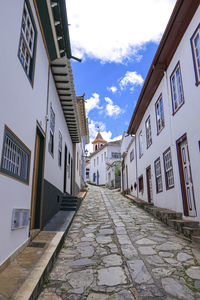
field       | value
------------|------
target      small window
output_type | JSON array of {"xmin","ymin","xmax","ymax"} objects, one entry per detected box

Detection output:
[
  {"xmin": 130, "ymin": 149, "xmax": 134, "ymax": 162},
  {"xmin": 111, "ymin": 152, "xmax": 121, "ymax": 159},
  {"xmin": 163, "ymin": 148, "xmax": 174, "ymax": 189},
  {"xmin": 58, "ymin": 131, "xmax": 62, "ymax": 167},
  {"xmin": 154, "ymin": 157, "xmax": 163, "ymax": 193},
  {"xmin": 138, "ymin": 175, "xmax": 143, "ymax": 192},
  {"xmin": 138, "ymin": 131, "xmax": 143, "ymax": 158},
  {"xmin": 145, "ymin": 116, "xmax": 152, "ymax": 148},
  {"xmin": 49, "ymin": 106, "xmax": 55, "ymax": 156},
  {"xmin": 155, "ymin": 95, "xmax": 165, "ymax": 134},
  {"xmin": 191, "ymin": 24, "xmax": 200, "ymax": 86},
  {"xmin": 0, "ymin": 127, "xmax": 31, "ymax": 184},
  {"xmin": 170, "ymin": 62, "xmax": 184, "ymax": 114},
  {"xmin": 18, "ymin": 0, "xmax": 37, "ymax": 84}
]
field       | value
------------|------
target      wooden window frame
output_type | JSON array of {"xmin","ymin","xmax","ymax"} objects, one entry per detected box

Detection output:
[
  {"xmin": 163, "ymin": 147, "xmax": 175, "ymax": 190},
  {"xmin": 0, "ymin": 126, "xmax": 31, "ymax": 184},
  {"xmin": 145, "ymin": 115, "xmax": 152, "ymax": 148},
  {"xmin": 154, "ymin": 157, "xmax": 163, "ymax": 193},
  {"xmin": 18, "ymin": 0, "xmax": 37, "ymax": 86},
  {"xmin": 190, "ymin": 23, "xmax": 200, "ymax": 86},
  {"xmin": 138, "ymin": 130, "xmax": 143, "ymax": 158},
  {"xmin": 170, "ymin": 61, "xmax": 185, "ymax": 115},
  {"xmin": 155, "ymin": 94, "xmax": 165, "ymax": 135}
]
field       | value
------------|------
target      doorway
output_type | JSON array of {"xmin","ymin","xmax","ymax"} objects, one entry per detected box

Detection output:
[
  {"xmin": 63, "ymin": 145, "xmax": 67, "ymax": 193},
  {"xmin": 30, "ymin": 126, "xmax": 45, "ymax": 231},
  {"xmin": 97, "ymin": 170, "xmax": 99, "ymax": 185},
  {"xmin": 177, "ymin": 134, "xmax": 196, "ymax": 217},
  {"xmin": 146, "ymin": 165, "xmax": 153, "ymax": 203}
]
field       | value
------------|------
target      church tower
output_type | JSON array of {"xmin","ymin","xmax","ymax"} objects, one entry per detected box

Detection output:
[{"xmin": 92, "ymin": 132, "xmax": 106, "ymax": 152}]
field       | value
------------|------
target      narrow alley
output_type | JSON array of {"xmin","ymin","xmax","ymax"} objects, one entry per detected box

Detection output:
[{"xmin": 38, "ymin": 185, "xmax": 200, "ymax": 300}]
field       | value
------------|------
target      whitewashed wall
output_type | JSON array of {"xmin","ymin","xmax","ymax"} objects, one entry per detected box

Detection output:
[
  {"xmin": 132, "ymin": 6, "xmax": 200, "ymax": 220},
  {"xmin": 0, "ymin": 0, "xmax": 48, "ymax": 265}
]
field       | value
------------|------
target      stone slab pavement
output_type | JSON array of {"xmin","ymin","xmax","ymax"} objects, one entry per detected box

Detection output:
[{"xmin": 38, "ymin": 185, "xmax": 200, "ymax": 300}]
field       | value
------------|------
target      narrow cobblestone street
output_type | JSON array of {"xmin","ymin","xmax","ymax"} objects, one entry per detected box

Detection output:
[{"xmin": 38, "ymin": 186, "xmax": 200, "ymax": 300}]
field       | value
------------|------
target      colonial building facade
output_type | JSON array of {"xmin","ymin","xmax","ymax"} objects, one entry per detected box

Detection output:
[
  {"xmin": 126, "ymin": 0, "xmax": 200, "ymax": 220},
  {"xmin": 0, "ymin": 0, "xmax": 87, "ymax": 268}
]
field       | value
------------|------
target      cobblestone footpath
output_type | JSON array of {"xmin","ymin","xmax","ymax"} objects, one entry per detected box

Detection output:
[{"xmin": 38, "ymin": 186, "xmax": 200, "ymax": 300}]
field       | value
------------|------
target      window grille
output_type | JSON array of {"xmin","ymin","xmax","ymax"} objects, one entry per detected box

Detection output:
[
  {"xmin": 1, "ymin": 127, "xmax": 30, "ymax": 183},
  {"xmin": 18, "ymin": 0, "xmax": 36, "ymax": 82},
  {"xmin": 154, "ymin": 158, "xmax": 163, "ymax": 193}
]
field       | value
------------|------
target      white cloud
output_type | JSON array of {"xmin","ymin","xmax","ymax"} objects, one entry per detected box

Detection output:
[
  {"xmin": 67, "ymin": 0, "xmax": 176, "ymax": 63},
  {"xmin": 119, "ymin": 71, "xmax": 144, "ymax": 91},
  {"xmin": 107, "ymin": 86, "xmax": 118, "ymax": 93},
  {"xmin": 105, "ymin": 97, "xmax": 123, "ymax": 117},
  {"xmin": 85, "ymin": 93, "xmax": 103, "ymax": 116}
]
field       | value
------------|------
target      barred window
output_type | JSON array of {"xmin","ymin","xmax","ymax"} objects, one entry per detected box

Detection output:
[
  {"xmin": 155, "ymin": 95, "xmax": 165, "ymax": 134},
  {"xmin": 191, "ymin": 24, "xmax": 200, "ymax": 85},
  {"xmin": 154, "ymin": 157, "xmax": 163, "ymax": 193},
  {"xmin": 170, "ymin": 62, "xmax": 184, "ymax": 114},
  {"xmin": 58, "ymin": 131, "xmax": 62, "ymax": 166},
  {"xmin": 0, "ymin": 127, "xmax": 30, "ymax": 183},
  {"xmin": 49, "ymin": 106, "xmax": 55, "ymax": 156},
  {"xmin": 163, "ymin": 148, "xmax": 174, "ymax": 189},
  {"xmin": 145, "ymin": 116, "xmax": 152, "ymax": 148},
  {"xmin": 18, "ymin": 0, "xmax": 37, "ymax": 83}
]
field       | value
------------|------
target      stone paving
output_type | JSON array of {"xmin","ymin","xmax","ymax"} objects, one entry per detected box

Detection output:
[{"xmin": 38, "ymin": 186, "xmax": 200, "ymax": 300}]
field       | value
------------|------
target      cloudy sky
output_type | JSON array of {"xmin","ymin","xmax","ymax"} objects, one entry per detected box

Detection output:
[{"xmin": 67, "ymin": 0, "xmax": 176, "ymax": 154}]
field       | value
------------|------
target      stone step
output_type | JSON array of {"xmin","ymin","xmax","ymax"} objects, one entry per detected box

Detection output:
[
  {"xmin": 192, "ymin": 236, "xmax": 200, "ymax": 245},
  {"xmin": 168, "ymin": 219, "xmax": 199, "ymax": 233},
  {"xmin": 60, "ymin": 207, "xmax": 77, "ymax": 211},
  {"xmin": 183, "ymin": 227, "xmax": 200, "ymax": 239},
  {"xmin": 61, "ymin": 201, "xmax": 78, "ymax": 205}
]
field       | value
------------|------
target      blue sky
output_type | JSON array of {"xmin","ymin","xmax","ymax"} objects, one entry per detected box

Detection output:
[{"xmin": 67, "ymin": 0, "xmax": 176, "ymax": 153}]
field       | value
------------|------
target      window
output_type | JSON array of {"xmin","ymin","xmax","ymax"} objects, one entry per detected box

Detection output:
[
  {"xmin": 58, "ymin": 131, "xmax": 62, "ymax": 167},
  {"xmin": 163, "ymin": 148, "xmax": 174, "ymax": 189},
  {"xmin": 145, "ymin": 116, "xmax": 152, "ymax": 148},
  {"xmin": 191, "ymin": 24, "xmax": 200, "ymax": 85},
  {"xmin": 170, "ymin": 62, "xmax": 184, "ymax": 114},
  {"xmin": 101, "ymin": 154, "xmax": 103, "ymax": 162},
  {"xmin": 97, "ymin": 157, "xmax": 99, "ymax": 165},
  {"xmin": 154, "ymin": 158, "xmax": 163, "ymax": 193},
  {"xmin": 18, "ymin": 0, "xmax": 37, "ymax": 84},
  {"xmin": 111, "ymin": 152, "xmax": 121, "ymax": 159},
  {"xmin": 49, "ymin": 106, "xmax": 55, "ymax": 156},
  {"xmin": 0, "ymin": 127, "xmax": 31, "ymax": 184},
  {"xmin": 138, "ymin": 175, "xmax": 143, "ymax": 192},
  {"xmin": 68, "ymin": 153, "xmax": 71, "ymax": 178},
  {"xmin": 94, "ymin": 158, "xmax": 96, "ymax": 167},
  {"xmin": 138, "ymin": 131, "xmax": 143, "ymax": 158},
  {"xmin": 155, "ymin": 95, "xmax": 165, "ymax": 134},
  {"xmin": 130, "ymin": 149, "xmax": 134, "ymax": 162}
]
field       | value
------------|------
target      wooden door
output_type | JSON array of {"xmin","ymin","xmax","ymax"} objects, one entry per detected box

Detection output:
[
  {"xmin": 177, "ymin": 136, "xmax": 196, "ymax": 216},
  {"xmin": 146, "ymin": 166, "xmax": 153, "ymax": 203},
  {"xmin": 30, "ymin": 132, "xmax": 40, "ymax": 229},
  {"xmin": 63, "ymin": 145, "xmax": 67, "ymax": 193}
]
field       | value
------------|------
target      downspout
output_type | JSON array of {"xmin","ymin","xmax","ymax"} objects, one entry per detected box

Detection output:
[
  {"xmin": 135, "ymin": 135, "xmax": 139, "ymax": 198},
  {"xmin": 40, "ymin": 63, "xmax": 51, "ymax": 228}
]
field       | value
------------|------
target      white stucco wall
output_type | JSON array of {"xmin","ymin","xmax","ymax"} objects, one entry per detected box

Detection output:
[
  {"xmin": 0, "ymin": 0, "xmax": 48, "ymax": 265},
  {"xmin": 130, "ymin": 6, "xmax": 200, "ymax": 220},
  {"xmin": 44, "ymin": 72, "xmax": 73, "ymax": 194}
]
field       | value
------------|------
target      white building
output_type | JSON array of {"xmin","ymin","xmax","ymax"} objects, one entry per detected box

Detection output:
[
  {"xmin": 0, "ymin": 0, "xmax": 83, "ymax": 268},
  {"xmin": 106, "ymin": 161, "xmax": 121, "ymax": 189},
  {"xmin": 126, "ymin": 1, "xmax": 200, "ymax": 221},
  {"xmin": 89, "ymin": 133, "xmax": 121, "ymax": 185}
]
